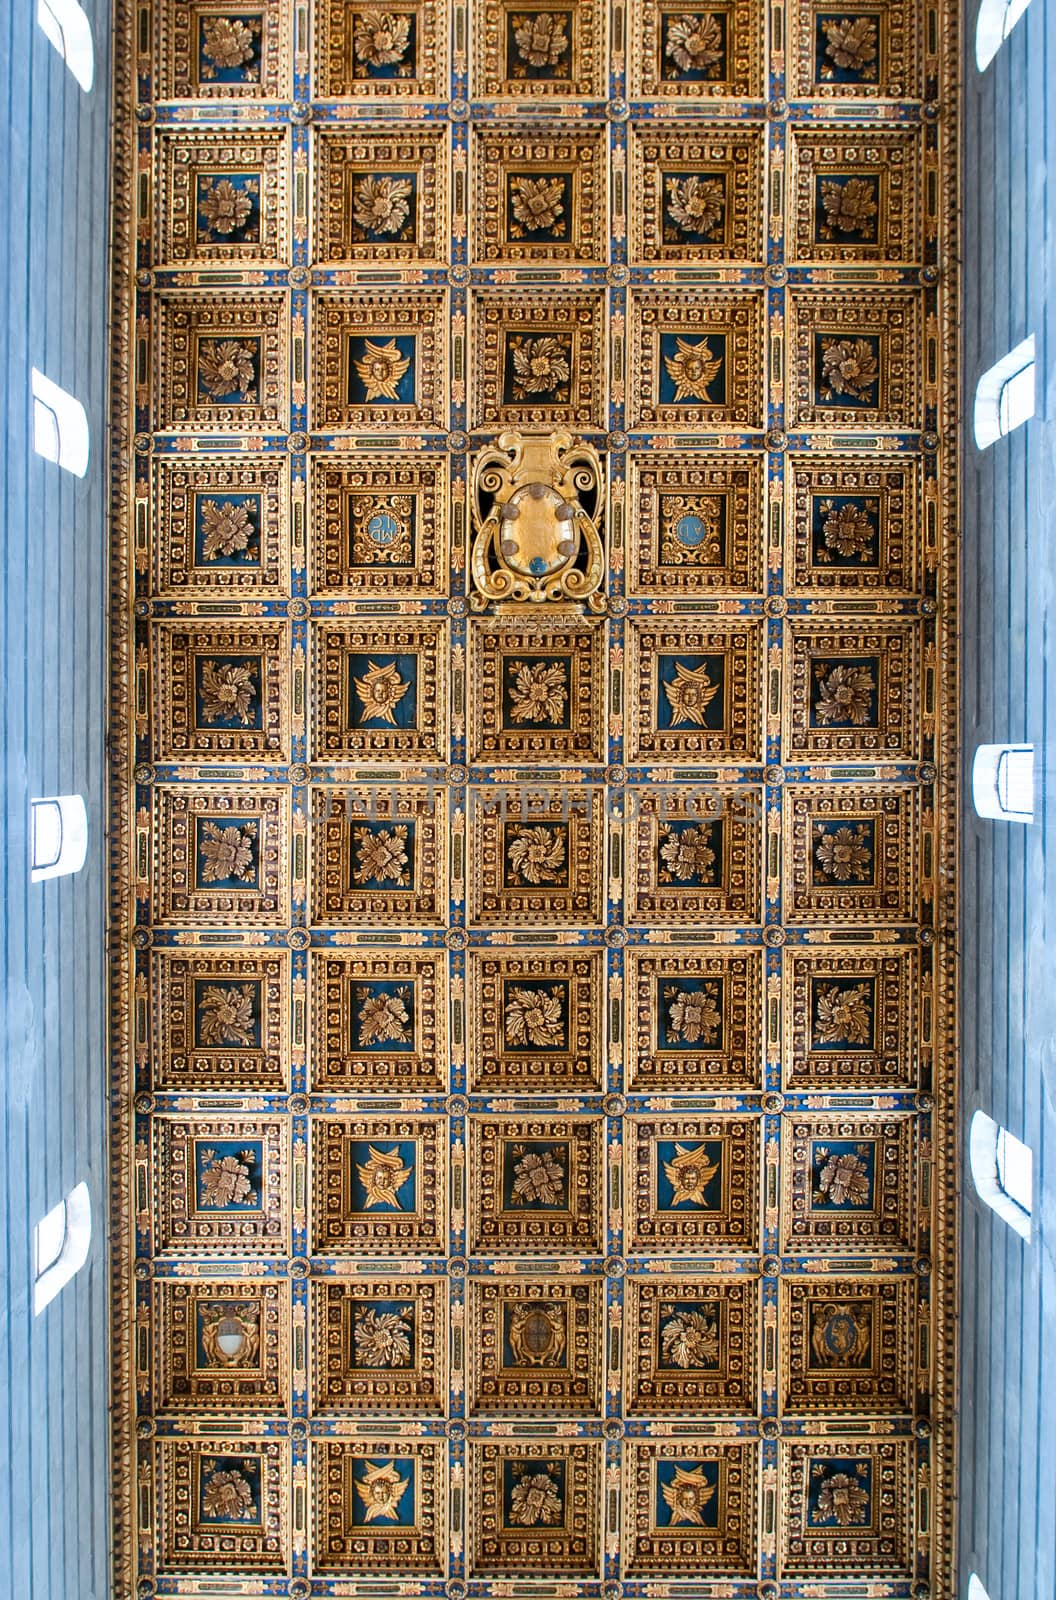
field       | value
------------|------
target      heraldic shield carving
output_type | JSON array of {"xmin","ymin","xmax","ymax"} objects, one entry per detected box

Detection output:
[{"xmin": 470, "ymin": 429, "xmax": 605, "ymax": 611}]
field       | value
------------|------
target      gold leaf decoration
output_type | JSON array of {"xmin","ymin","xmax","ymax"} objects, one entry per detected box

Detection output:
[
  {"xmin": 504, "ymin": 985, "xmax": 565, "ymax": 1047},
  {"xmin": 816, "ymin": 1151, "xmax": 871, "ymax": 1205},
  {"xmin": 814, "ymin": 982, "xmax": 873, "ymax": 1045},
  {"xmin": 820, "ymin": 337, "xmax": 879, "ymax": 403},
  {"xmin": 353, "ymin": 11, "xmax": 412, "ymax": 67},
  {"xmin": 820, "ymin": 177, "xmax": 877, "ymax": 235},
  {"xmin": 666, "ymin": 174, "xmax": 725, "ymax": 235},
  {"xmin": 199, "ymin": 178, "xmax": 255, "ymax": 234},
  {"xmin": 659, "ymin": 823, "xmax": 716, "ymax": 883},
  {"xmin": 353, "ymin": 825, "xmax": 410, "ymax": 886},
  {"xmin": 662, "ymin": 1142, "xmax": 720, "ymax": 1206},
  {"xmin": 663, "ymin": 336, "xmax": 723, "ymax": 402},
  {"xmin": 354, "ymin": 1306, "xmax": 413, "ymax": 1366},
  {"xmin": 354, "ymin": 1460, "xmax": 410, "ymax": 1522},
  {"xmin": 200, "ymin": 16, "xmax": 256, "ymax": 75},
  {"xmin": 508, "ymin": 660, "xmax": 568, "ymax": 723},
  {"xmin": 356, "ymin": 986, "xmax": 413, "ymax": 1046},
  {"xmin": 815, "ymin": 1470, "xmax": 871, "ymax": 1525},
  {"xmin": 198, "ymin": 821, "xmax": 257, "ymax": 884},
  {"xmin": 665, "ymin": 13, "xmax": 724, "ymax": 72},
  {"xmin": 197, "ymin": 339, "xmax": 256, "ymax": 401},
  {"xmin": 506, "ymin": 824, "xmax": 566, "ymax": 885},
  {"xmin": 199, "ymin": 1149, "xmax": 257, "ymax": 1207},
  {"xmin": 199, "ymin": 498, "xmax": 256, "ymax": 561},
  {"xmin": 198, "ymin": 659, "xmax": 256, "ymax": 725},
  {"xmin": 197, "ymin": 983, "xmax": 256, "ymax": 1046},
  {"xmin": 660, "ymin": 1308, "xmax": 720, "ymax": 1368},
  {"xmin": 814, "ymin": 823, "xmax": 872, "ymax": 882},
  {"xmin": 813, "ymin": 662, "xmax": 875, "ymax": 726},
  {"xmin": 510, "ymin": 335, "xmax": 571, "ymax": 398},
  {"xmin": 353, "ymin": 175, "xmax": 413, "ymax": 235},
  {"xmin": 818, "ymin": 499, "xmax": 876, "ymax": 560},
  {"xmin": 664, "ymin": 982, "xmax": 721, "ymax": 1044},
  {"xmin": 822, "ymin": 15, "xmax": 878, "ymax": 75},
  {"xmin": 509, "ymin": 1467, "xmax": 563, "ymax": 1525},
  {"xmin": 512, "ymin": 12, "xmax": 568, "ymax": 67},
  {"xmin": 353, "ymin": 338, "xmax": 412, "ymax": 402},
  {"xmin": 510, "ymin": 175, "xmax": 565, "ymax": 234},
  {"xmin": 661, "ymin": 1464, "xmax": 716, "ymax": 1525},
  {"xmin": 353, "ymin": 659, "xmax": 411, "ymax": 725},
  {"xmin": 355, "ymin": 1144, "xmax": 414, "ymax": 1209},
  {"xmin": 201, "ymin": 1468, "xmax": 254, "ymax": 1519},
  {"xmin": 510, "ymin": 1147, "xmax": 565, "ymax": 1205},
  {"xmin": 663, "ymin": 660, "xmax": 719, "ymax": 726}
]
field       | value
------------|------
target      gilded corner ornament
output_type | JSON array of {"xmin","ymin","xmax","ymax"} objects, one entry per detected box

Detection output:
[{"xmin": 470, "ymin": 429, "xmax": 605, "ymax": 612}]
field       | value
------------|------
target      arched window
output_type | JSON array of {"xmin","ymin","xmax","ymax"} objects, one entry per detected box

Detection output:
[
  {"xmin": 30, "ymin": 795, "xmax": 88, "ymax": 881},
  {"xmin": 971, "ymin": 743, "xmax": 1033, "ymax": 823},
  {"xmin": 973, "ymin": 335, "xmax": 1036, "ymax": 448},
  {"xmin": 969, "ymin": 1110, "xmax": 1033, "ymax": 1241},
  {"xmin": 36, "ymin": 0, "xmax": 94, "ymax": 90},
  {"xmin": 31, "ymin": 368, "xmax": 90, "ymax": 477},
  {"xmin": 967, "ymin": 1578, "xmax": 993, "ymax": 1600},
  {"xmin": 975, "ymin": 0, "xmax": 1033, "ymax": 69},
  {"xmin": 33, "ymin": 1181, "xmax": 92, "ymax": 1313}
]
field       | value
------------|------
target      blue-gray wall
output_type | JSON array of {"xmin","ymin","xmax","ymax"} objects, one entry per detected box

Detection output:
[
  {"xmin": 0, "ymin": 2, "xmax": 111, "ymax": 1596},
  {"xmin": 960, "ymin": 1, "xmax": 1056, "ymax": 1596}
]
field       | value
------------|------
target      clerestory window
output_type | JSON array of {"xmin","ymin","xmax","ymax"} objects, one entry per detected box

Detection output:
[
  {"xmin": 969, "ymin": 1111, "xmax": 1033, "ymax": 1242},
  {"xmin": 33, "ymin": 1182, "xmax": 92, "ymax": 1314},
  {"xmin": 971, "ymin": 744, "xmax": 1034, "ymax": 824},
  {"xmin": 36, "ymin": 0, "xmax": 94, "ymax": 90},
  {"xmin": 31, "ymin": 369, "xmax": 91, "ymax": 477},
  {"xmin": 30, "ymin": 795, "xmax": 89, "ymax": 881},
  {"xmin": 973, "ymin": 335, "xmax": 1036, "ymax": 448},
  {"xmin": 975, "ymin": 0, "xmax": 1033, "ymax": 69}
]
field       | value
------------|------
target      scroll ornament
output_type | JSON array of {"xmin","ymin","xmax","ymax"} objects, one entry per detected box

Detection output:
[{"xmin": 470, "ymin": 429, "xmax": 605, "ymax": 611}]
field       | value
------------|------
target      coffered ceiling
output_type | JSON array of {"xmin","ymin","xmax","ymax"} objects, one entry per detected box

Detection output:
[{"xmin": 107, "ymin": 0, "xmax": 959, "ymax": 1593}]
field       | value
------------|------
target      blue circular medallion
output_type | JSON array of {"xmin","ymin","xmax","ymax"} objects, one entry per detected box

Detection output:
[
  {"xmin": 367, "ymin": 511, "xmax": 400, "ymax": 546},
  {"xmin": 674, "ymin": 513, "xmax": 708, "ymax": 547}
]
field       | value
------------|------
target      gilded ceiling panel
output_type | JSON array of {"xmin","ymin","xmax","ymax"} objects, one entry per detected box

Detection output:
[{"xmin": 108, "ymin": 0, "xmax": 958, "ymax": 1592}]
